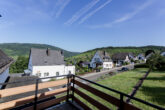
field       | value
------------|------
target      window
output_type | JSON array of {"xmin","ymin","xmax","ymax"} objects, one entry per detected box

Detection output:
[
  {"xmin": 44, "ymin": 72, "xmax": 49, "ymax": 77},
  {"xmin": 56, "ymin": 72, "xmax": 59, "ymax": 76},
  {"xmin": 36, "ymin": 71, "xmax": 41, "ymax": 77},
  {"xmin": 106, "ymin": 64, "xmax": 109, "ymax": 67},
  {"xmin": 94, "ymin": 58, "xmax": 100, "ymax": 61}
]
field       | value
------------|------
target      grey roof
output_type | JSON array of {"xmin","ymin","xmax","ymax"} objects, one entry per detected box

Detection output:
[
  {"xmin": 112, "ymin": 53, "xmax": 133, "ymax": 61},
  {"xmin": 30, "ymin": 48, "xmax": 65, "ymax": 66},
  {"xmin": 97, "ymin": 51, "xmax": 112, "ymax": 62},
  {"xmin": 0, "ymin": 49, "xmax": 13, "ymax": 74}
]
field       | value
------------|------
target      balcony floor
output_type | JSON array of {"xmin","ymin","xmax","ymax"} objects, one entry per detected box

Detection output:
[{"xmin": 46, "ymin": 102, "xmax": 81, "ymax": 110}]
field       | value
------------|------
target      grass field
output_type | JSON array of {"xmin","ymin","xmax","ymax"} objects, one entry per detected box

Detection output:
[{"xmin": 75, "ymin": 68, "xmax": 165, "ymax": 110}]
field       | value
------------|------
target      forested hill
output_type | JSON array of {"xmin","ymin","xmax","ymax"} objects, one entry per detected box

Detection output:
[
  {"xmin": 0, "ymin": 43, "xmax": 79, "ymax": 59},
  {"xmin": 66, "ymin": 45, "xmax": 165, "ymax": 63}
]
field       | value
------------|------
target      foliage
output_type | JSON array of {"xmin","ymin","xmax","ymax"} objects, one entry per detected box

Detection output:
[
  {"xmin": 10, "ymin": 56, "xmax": 29, "ymax": 73},
  {"xmin": 0, "ymin": 43, "xmax": 79, "ymax": 59},
  {"xmin": 146, "ymin": 53, "xmax": 165, "ymax": 70},
  {"xmin": 66, "ymin": 45, "xmax": 165, "ymax": 64}
]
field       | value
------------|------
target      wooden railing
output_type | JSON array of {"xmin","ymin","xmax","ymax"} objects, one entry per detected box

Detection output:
[
  {"xmin": 0, "ymin": 75, "xmax": 164, "ymax": 110},
  {"xmin": 0, "ymin": 77, "xmax": 68, "ymax": 110}
]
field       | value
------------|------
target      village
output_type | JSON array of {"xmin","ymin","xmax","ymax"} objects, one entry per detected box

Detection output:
[
  {"xmin": 0, "ymin": 0, "xmax": 165, "ymax": 109},
  {"xmin": 0, "ymin": 47, "xmax": 165, "ymax": 109},
  {"xmin": 0, "ymin": 48, "xmax": 151, "ymax": 84}
]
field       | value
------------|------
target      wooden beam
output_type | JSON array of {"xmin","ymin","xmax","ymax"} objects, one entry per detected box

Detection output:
[
  {"xmin": 23, "ymin": 96, "xmax": 67, "ymax": 110},
  {"xmin": 0, "ymin": 79, "xmax": 67, "ymax": 98},
  {"xmin": 0, "ymin": 88, "xmax": 67, "ymax": 110},
  {"xmin": 73, "ymin": 80, "xmax": 141, "ymax": 110},
  {"xmin": 74, "ymin": 88, "xmax": 110, "ymax": 110},
  {"xmin": 74, "ymin": 96, "xmax": 92, "ymax": 110}
]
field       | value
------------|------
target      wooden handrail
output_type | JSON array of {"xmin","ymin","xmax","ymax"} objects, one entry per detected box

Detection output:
[
  {"xmin": 74, "ymin": 96, "xmax": 92, "ymax": 110},
  {"xmin": 74, "ymin": 88, "xmax": 110, "ymax": 110},
  {"xmin": 0, "ymin": 79, "xmax": 67, "ymax": 98},
  {"xmin": 73, "ymin": 80, "xmax": 141, "ymax": 110},
  {"xmin": 0, "ymin": 88, "xmax": 67, "ymax": 110},
  {"xmin": 23, "ymin": 96, "xmax": 67, "ymax": 110}
]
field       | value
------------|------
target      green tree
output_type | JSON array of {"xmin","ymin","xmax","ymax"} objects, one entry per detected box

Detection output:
[
  {"xmin": 146, "ymin": 53, "xmax": 165, "ymax": 70},
  {"xmin": 10, "ymin": 56, "xmax": 29, "ymax": 73}
]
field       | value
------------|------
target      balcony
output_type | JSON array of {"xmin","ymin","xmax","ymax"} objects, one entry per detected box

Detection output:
[{"xmin": 0, "ymin": 75, "xmax": 164, "ymax": 110}]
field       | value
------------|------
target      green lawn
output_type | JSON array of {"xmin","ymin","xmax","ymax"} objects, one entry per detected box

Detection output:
[{"xmin": 75, "ymin": 68, "xmax": 165, "ymax": 110}]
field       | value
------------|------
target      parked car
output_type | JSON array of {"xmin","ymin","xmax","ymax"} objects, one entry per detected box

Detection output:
[{"xmin": 121, "ymin": 67, "xmax": 129, "ymax": 71}]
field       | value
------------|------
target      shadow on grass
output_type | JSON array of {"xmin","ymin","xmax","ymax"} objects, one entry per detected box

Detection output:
[
  {"xmin": 151, "ymin": 70, "xmax": 165, "ymax": 74},
  {"xmin": 140, "ymin": 86, "xmax": 165, "ymax": 105},
  {"xmin": 144, "ymin": 76, "xmax": 165, "ymax": 81}
]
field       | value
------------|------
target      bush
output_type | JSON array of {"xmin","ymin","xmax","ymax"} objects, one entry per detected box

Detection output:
[{"xmin": 10, "ymin": 56, "xmax": 28, "ymax": 73}]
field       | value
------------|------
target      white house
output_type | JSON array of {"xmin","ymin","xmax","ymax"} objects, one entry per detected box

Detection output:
[
  {"xmin": 137, "ymin": 54, "xmax": 146, "ymax": 61},
  {"xmin": 0, "ymin": 49, "xmax": 13, "ymax": 89},
  {"xmin": 90, "ymin": 51, "xmax": 113, "ymax": 70},
  {"xmin": 112, "ymin": 53, "xmax": 134, "ymax": 66},
  {"xmin": 27, "ymin": 48, "xmax": 75, "ymax": 81},
  {"xmin": 161, "ymin": 52, "xmax": 165, "ymax": 56}
]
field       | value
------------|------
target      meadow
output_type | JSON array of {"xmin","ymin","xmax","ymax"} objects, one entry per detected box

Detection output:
[{"xmin": 75, "ymin": 68, "xmax": 165, "ymax": 110}]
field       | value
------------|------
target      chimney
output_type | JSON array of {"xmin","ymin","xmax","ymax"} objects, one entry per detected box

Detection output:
[
  {"xmin": 46, "ymin": 48, "xmax": 50, "ymax": 56},
  {"xmin": 61, "ymin": 50, "xmax": 64, "ymax": 56},
  {"xmin": 103, "ymin": 51, "xmax": 106, "ymax": 56}
]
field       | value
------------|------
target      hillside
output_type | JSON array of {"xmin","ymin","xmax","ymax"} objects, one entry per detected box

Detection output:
[
  {"xmin": 66, "ymin": 45, "xmax": 165, "ymax": 63},
  {"xmin": 0, "ymin": 43, "xmax": 79, "ymax": 59}
]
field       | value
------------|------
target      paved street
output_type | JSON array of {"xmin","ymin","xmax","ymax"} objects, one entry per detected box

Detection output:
[{"xmin": 79, "ymin": 64, "xmax": 135, "ymax": 81}]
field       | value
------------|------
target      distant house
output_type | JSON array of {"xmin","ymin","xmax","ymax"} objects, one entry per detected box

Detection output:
[
  {"xmin": 78, "ymin": 61, "xmax": 90, "ymax": 68},
  {"xmin": 90, "ymin": 51, "xmax": 113, "ymax": 70},
  {"xmin": 112, "ymin": 53, "xmax": 134, "ymax": 66},
  {"xmin": 137, "ymin": 54, "xmax": 146, "ymax": 61},
  {"xmin": 0, "ymin": 49, "xmax": 13, "ymax": 89},
  {"xmin": 27, "ymin": 48, "xmax": 75, "ymax": 81},
  {"xmin": 161, "ymin": 52, "xmax": 165, "ymax": 56}
]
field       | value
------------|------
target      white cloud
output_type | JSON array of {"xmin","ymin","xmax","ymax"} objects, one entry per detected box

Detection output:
[
  {"xmin": 88, "ymin": 0, "xmax": 155, "ymax": 29},
  {"xmin": 55, "ymin": 0, "xmax": 71, "ymax": 18},
  {"xmin": 79, "ymin": 0, "xmax": 112, "ymax": 24},
  {"xmin": 64, "ymin": 0, "xmax": 99, "ymax": 25}
]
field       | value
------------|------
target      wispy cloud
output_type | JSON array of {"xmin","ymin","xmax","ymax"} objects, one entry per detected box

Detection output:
[
  {"xmin": 88, "ymin": 0, "xmax": 155, "ymax": 29},
  {"xmin": 55, "ymin": 0, "xmax": 71, "ymax": 18},
  {"xmin": 64, "ymin": 0, "xmax": 99, "ymax": 25},
  {"xmin": 79, "ymin": 0, "xmax": 112, "ymax": 24}
]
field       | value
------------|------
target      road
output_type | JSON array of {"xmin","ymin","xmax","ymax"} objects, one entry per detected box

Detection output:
[{"xmin": 78, "ymin": 64, "xmax": 135, "ymax": 82}]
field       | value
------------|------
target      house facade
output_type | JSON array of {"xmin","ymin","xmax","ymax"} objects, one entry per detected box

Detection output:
[
  {"xmin": 137, "ymin": 54, "xmax": 146, "ymax": 61},
  {"xmin": 112, "ymin": 53, "xmax": 134, "ymax": 66},
  {"xmin": 90, "ymin": 51, "xmax": 113, "ymax": 69},
  {"xmin": 161, "ymin": 52, "xmax": 165, "ymax": 56},
  {"xmin": 0, "ymin": 49, "xmax": 13, "ymax": 89},
  {"xmin": 27, "ymin": 48, "xmax": 75, "ymax": 81}
]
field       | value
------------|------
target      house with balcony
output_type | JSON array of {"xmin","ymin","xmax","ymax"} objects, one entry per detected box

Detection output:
[
  {"xmin": 90, "ymin": 51, "xmax": 113, "ymax": 70},
  {"xmin": 0, "ymin": 49, "xmax": 13, "ymax": 89},
  {"xmin": 27, "ymin": 48, "xmax": 75, "ymax": 80}
]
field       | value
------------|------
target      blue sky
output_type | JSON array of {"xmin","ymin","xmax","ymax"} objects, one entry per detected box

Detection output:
[{"xmin": 0, "ymin": 0, "xmax": 165, "ymax": 52}]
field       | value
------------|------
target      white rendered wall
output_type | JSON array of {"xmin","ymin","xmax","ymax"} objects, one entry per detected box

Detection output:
[
  {"xmin": 103, "ymin": 62, "xmax": 113, "ymax": 69},
  {"xmin": 32, "ymin": 65, "xmax": 75, "ymax": 81},
  {"xmin": 0, "ymin": 67, "xmax": 9, "ymax": 89},
  {"xmin": 65, "ymin": 66, "xmax": 75, "ymax": 75}
]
